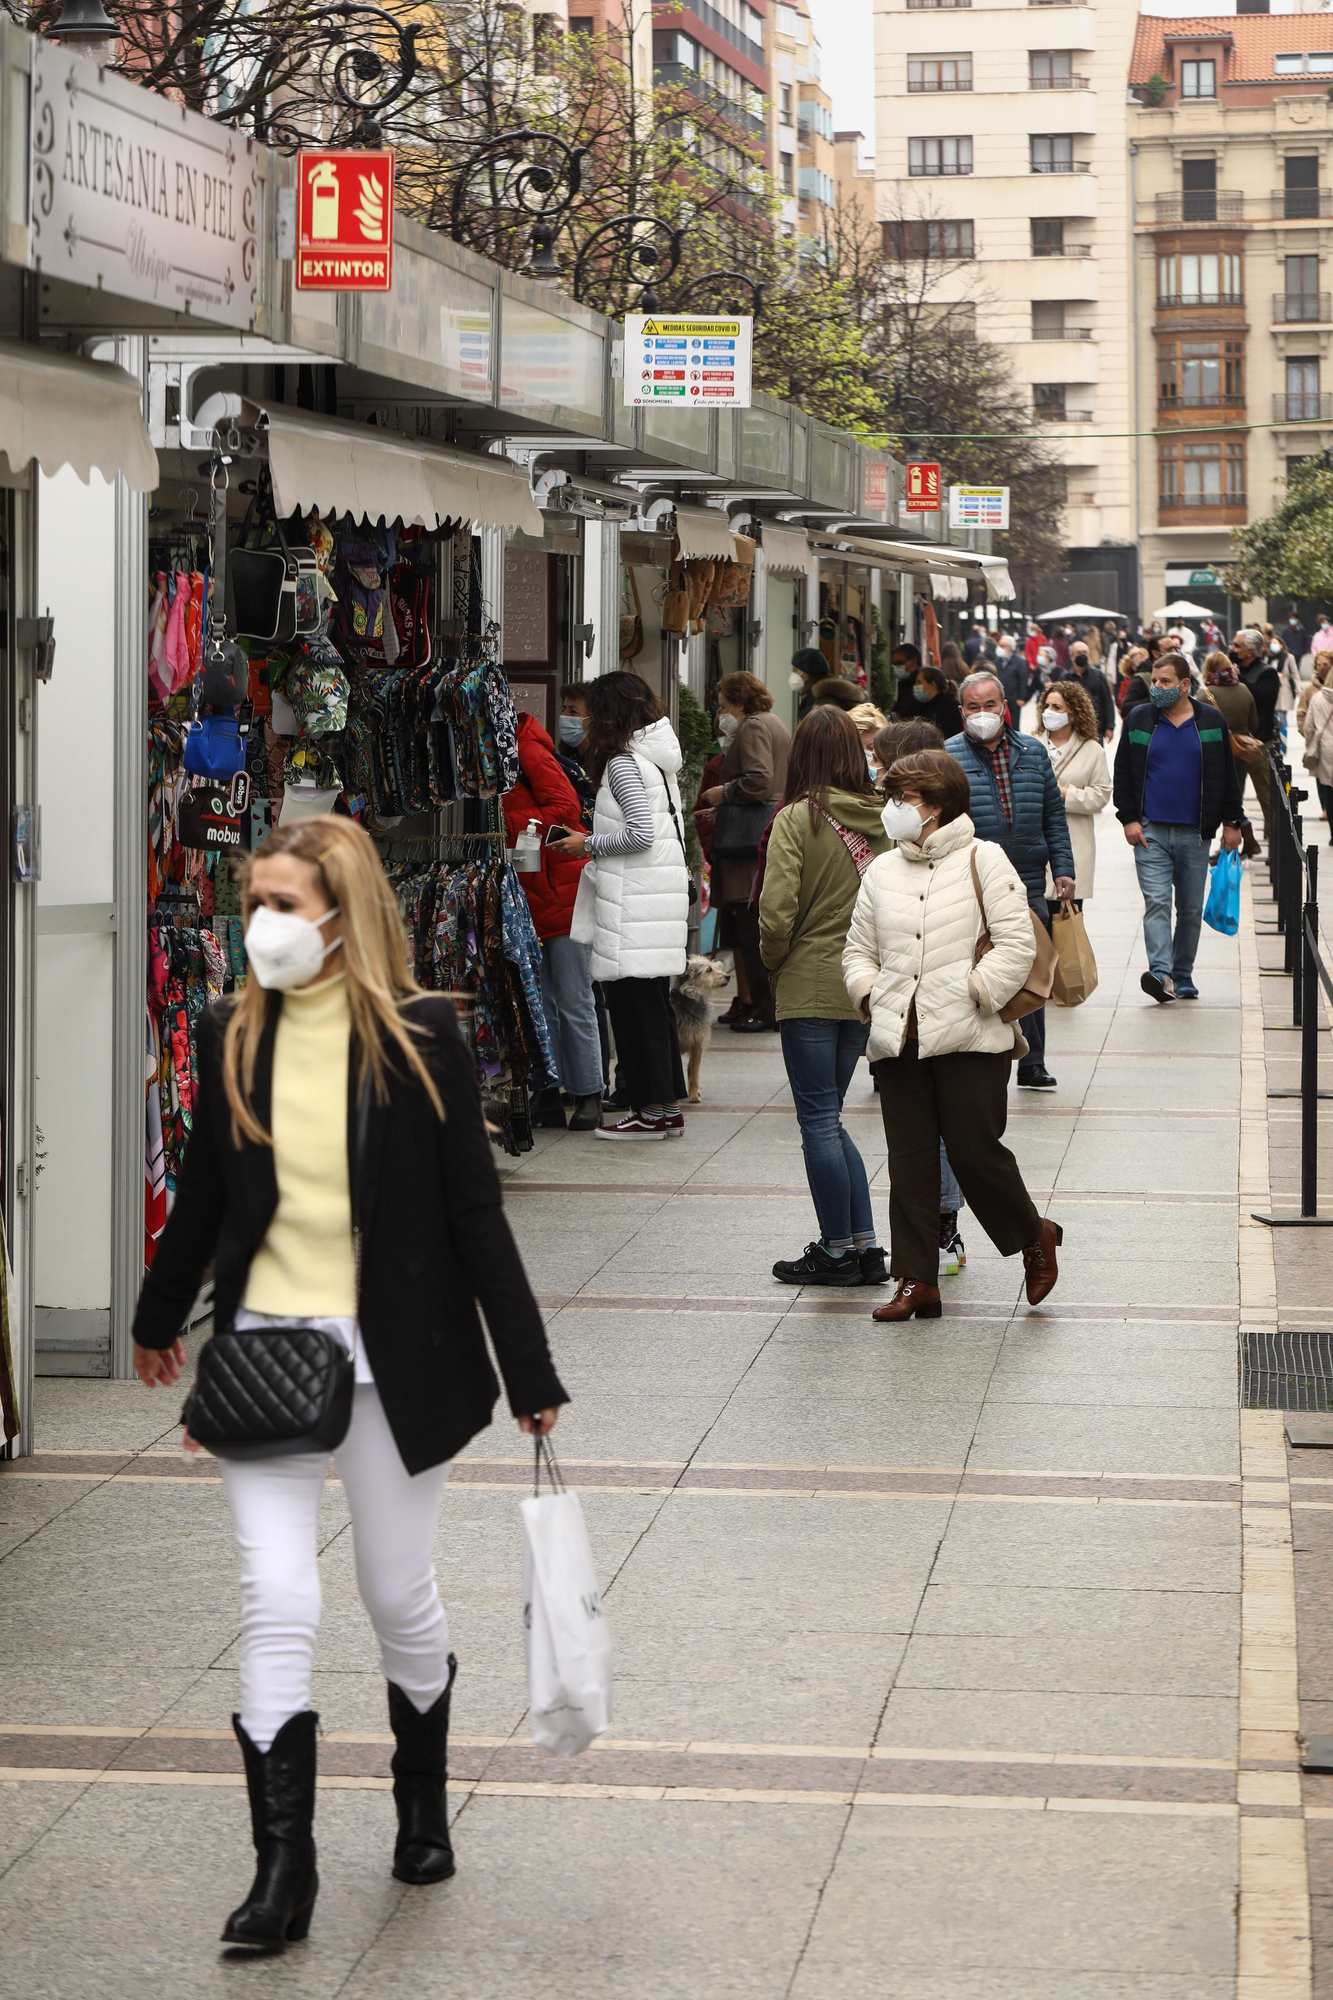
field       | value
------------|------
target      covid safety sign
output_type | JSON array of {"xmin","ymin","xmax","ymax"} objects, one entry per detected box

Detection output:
[
  {"xmin": 295, "ymin": 149, "xmax": 394, "ymax": 291},
  {"xmin": 624, "ymin": 315, "xmax": 754, "ymax": 409}
]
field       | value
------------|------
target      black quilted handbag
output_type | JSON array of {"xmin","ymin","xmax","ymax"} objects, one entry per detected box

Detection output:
[{"xmin": 183, "ymin": 1325, "xmax": 355, "ymax": 1460}]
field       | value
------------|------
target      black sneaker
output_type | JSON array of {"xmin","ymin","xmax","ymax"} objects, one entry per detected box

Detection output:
[
  {"xmin": 1140, "ymin": 971, "xmax": 1175, "ymax": 1005},
  {"xmin": 773, "ymin": 1243, "xmax": 863, "ymax": 1287},
  {"xmin": 1017, "ymin": 1064, "xmax": 1057, "ymax": 1090},
  {"xmin": 858, "ymin": 1246, "xmax": 889, "ymax": 1286}
]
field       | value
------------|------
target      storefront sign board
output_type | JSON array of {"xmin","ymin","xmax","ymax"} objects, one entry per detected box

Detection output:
[
  {"xmin": 949, "ymin": 484, "xmax": 1009, "ymax": 530},
  {"xmin": 904, "ymin": 461, "xmax": 941, "ymax": 511},
  {"xmin": 624, "ymin": 314, "xmax": 753, "ymax": 409},
  {"xmin": 295, "ymin": 148, "xmax": 394, "ymax": 291},
  {"xmin": 863, "ymin": 460, "xmax": 888, "ymax": 514},
  {"xmin": 30, "ymin": 42, "xmax": 260, "ymax": 330}
]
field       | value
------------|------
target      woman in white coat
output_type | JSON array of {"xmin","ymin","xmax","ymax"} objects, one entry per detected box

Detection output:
[
  {"xmin": 549, "ymin": 672, "xmax": 690, "ymax": 1140},
  {"xmin": 1036, "ymin": 679, "xmax": 1111, "ymax": 913},
  {"xmin": 843, "ymin": 750, "xmax": 1063, "ymax": 1322}
]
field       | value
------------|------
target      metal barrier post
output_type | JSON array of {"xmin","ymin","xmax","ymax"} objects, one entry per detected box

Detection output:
[
  {"xmin": 1293, "ymin": 792, "xmax": 1306, "ymax": 1027},
  {"xmin": 1256, "ymin": 841, "xmax": 1333, "ymax": 1223},
  {"xmin": 1271, "ymin": 751, "xmax": 1285, "ymax": 932}
]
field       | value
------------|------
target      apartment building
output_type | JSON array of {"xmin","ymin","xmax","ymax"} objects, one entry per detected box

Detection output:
[
  {"xmin": 874, "ymin": 0, "xmax": 1138, "ymax": 613},
  {"xmin": 836, "ymin": 128, "xmax": 877, "ymax": 238},
  {"xmin": 767, "ymin": 0, "xmax": 837, "ymax": 250},
  {"xmin": 1129, "ymin": 11, "xmax": 1333, "ymax": 630}
]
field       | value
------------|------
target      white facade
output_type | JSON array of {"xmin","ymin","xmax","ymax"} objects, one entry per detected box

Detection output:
[{"xmin": 873, "ymin": 0, "xmax": 1138, "ymax": 574}]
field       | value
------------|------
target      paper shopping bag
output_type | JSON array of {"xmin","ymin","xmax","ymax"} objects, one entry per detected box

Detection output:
[
  {"xmin": 1049, "ymin": 904, "xmax": 1099, "ymax": 1008},
  {"xmin": 521, "ymin": 1460, "xmax": 612, "ymax": 1756}
]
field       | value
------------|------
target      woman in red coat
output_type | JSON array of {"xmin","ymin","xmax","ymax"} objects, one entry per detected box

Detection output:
[{"xmin": 503, "ymin": 712, "xmax": 605, "ymax": 1131}]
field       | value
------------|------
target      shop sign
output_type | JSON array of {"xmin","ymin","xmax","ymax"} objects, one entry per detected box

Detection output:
[
  {"xmin": 949, "ymin": 484, "xmax": 1010, "ymax": 530},
  {"xmin": 863, "ymin": 460, "xmax": 888, "ymax": 513},
  {"xmin": 904, "ymin": 462, "xmax": 942, "ymax": 511},
  {"xmin": 295, "ymin": 149, "xmax": 394, "ymax": 291},
  {"xmin": 1166, "ymin": 567, "xmax": 1221, "ymax": 589},
  {"xmin": 624, "ymin": 314, "xmax": 754, "ymax": 408},
  {"xmin": 30, "ymin": 41, "xmax": 259, "ymax": 330}
]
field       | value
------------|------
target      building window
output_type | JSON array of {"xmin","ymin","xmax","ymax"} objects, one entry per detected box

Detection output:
[
  {"xmin": 1181, "ymin": 156, "xmax": 1217, "ymax": 222},
  {"xmin": 1286, "ymin": 357, "xmax": 1321, "ymax": 420},
  {"xmin": 1032, "ymin": 217, "xmax": 1065, "ymax": 255},
  {"xmin": 1181, "ymin": 60, "xmax": 1216, "ymax": 98},
  {"xmin": 1032, "ymin": 301, "xmax": 1066, "ymax": 338},
  {"xmin": 1285, "ymin": 255, "xmax": 1321, "ymax": 320},
  {"xmin": 781, "ymin": 154, "xmax": 794, "ymax": 193},
  {"xmin": 799, "ymin": 166, "xmax": 835, "ymax": 206},
  {"xmin": 780, "ymin": 84, "xmax": 793, "ymax": 125},
  {"xmin": 908, "ymin": 54, "xmax": 973, "ymax": 91},
  {"xmin": 1288, "ymin": 456, "xmax": 1312, "ymax": 482},
  {"xmin": 885, "ymin": 218, "xmax": 975, "ymax": 258},
  {"xmin": 1031, "ymin": 134, "xmax": 1074, "ymax": 173},
  {"xmin": 1030, "ymin": 50, "xmax": 1073, "ymax": 87},
  {"xmin": 1157, "ymin": 250, "xmax": 1243, "ymax": 307},
  {"xmin": 1159, "ymin": 437, "xmax": 1245, "ymax": 508},
  {"xmin": 908, "ymin": 136, "xmax": 973, "ymax": 176},
  {"xmin": 1275, "ymin": 52, "xmax": 1333, "ymax": 76},
  {"xmin": 1159, "ymin": 340, "xmax": 1244, "ymax": 407},
  {"xmin": 1284, "ymin": 155, "xmax": 1321, "ymax": 220},
  {"xmin": 1033, "ymin": 383, "xmax": 1067, "ymax": 417}
]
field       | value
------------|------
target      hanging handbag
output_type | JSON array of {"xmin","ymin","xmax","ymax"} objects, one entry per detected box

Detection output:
[
  {"xmin": 712, "ymin": 797, "xmax": 775, "ymax": 860},
  {"xmin": 181, "ymin": 1082, "xmax": 371, "ymax": 1459},
  {"xmin": 970, "ymin": 852, "xmax": 1058, "ymax": 1024},
  {"xmin": 182, "ymin": 710, "xmax": 248, "ymax": 782},
  {"xmin": 619, "ymin": 568, "xmax": 644, "ymax": 661},
  {"xmin": 175, "ymin": 770, "xmax": 253, "ymax": 853},
  {"xmin": 658, "ymin": 564, "xmax": 690, "ymax": 637}
]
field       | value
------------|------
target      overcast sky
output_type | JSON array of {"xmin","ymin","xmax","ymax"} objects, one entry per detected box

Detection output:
[{"xmin": 806, "ymin": 0, "xmax": 1290, "ymax": 166}]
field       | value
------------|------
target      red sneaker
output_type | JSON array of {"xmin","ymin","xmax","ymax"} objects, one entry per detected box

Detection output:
[
  {"xmin": 660, "ymin": 1112, "xmax": 685, "ymax": 1138},
  {"xmin": 593, "ymin": 1111, "xmax": 668, "ymax": 1142}
]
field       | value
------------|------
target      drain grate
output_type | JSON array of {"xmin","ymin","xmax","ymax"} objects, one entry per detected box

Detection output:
[{"xmin": 1242, "ymin": 1330, "xmax": 1333, "ymax": 1410}]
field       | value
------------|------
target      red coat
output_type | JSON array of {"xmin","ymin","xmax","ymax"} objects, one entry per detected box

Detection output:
[{"xmin": 502, "ymin": 712, "xmax": 587, "ymax": 942}]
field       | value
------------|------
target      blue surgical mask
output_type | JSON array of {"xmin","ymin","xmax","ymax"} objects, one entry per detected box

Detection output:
[
  {"xmin": 1149, "ymin": 682, "xmax": 1183, "ymax": 709},
  {"xmin": 912, "ymin": 684, "xmax": 932, "ymax": 704},
  {"xmin": 558, "ymin": 714, "xmax": 587, "ymax": 747}
]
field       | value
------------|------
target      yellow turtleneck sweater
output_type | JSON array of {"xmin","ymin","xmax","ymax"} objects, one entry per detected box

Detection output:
[{"xmin": 242, "ymin": 973, "xmax": 358, "ymax": 1318}]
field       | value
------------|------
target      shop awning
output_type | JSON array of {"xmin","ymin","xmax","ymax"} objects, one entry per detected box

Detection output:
[
  {"xmin": 759, "ymin": 522, "xmax": 813, "ymax": 575},
  {"xmin": 674, "ymin": 504, "xmax": 737, "ymax": 561},
  {"xmin": 195, "ymin": 396, "xmax": 543, "ymax": 534},
  {"xmin": 809, "ymin": 532, "xmax": 1015, "ymax": 603},
  {"xmin": 0, "ymin": 340, "xmax": 157, "ymax": 490}
]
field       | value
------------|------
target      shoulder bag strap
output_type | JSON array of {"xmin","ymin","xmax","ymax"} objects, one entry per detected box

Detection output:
[
  {"xmin": 814, "ymin": 804, "xmax": 876, "ymax": 879},
  {"xmin": 970, "ymin": 848, "xmax": 993, "ymax": 961}
]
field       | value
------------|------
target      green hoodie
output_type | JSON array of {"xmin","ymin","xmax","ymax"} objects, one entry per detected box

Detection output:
[{"xmin": 758, "ymin": 788, "xmax": 890, "ymax": 1021}]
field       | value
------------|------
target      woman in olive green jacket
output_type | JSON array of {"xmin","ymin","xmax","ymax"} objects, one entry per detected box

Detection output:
[{"xmin": 759, "ymin": 707, "xmax": 890, "ymax": 1288}]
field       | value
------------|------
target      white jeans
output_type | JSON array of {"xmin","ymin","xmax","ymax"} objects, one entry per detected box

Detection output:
[{"xmin": 220, "ymin": 1384, "xmax": 452, "ymax": 1750}]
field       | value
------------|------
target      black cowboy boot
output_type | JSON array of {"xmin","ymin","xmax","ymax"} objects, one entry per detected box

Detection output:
[
  {"xmin": 387, "ymin": 1655, "xmax": 458, "ymax": 1885},
  {"xmin": 221, "ymin": 1710, "xmax": 319, "ymax": 1952}
]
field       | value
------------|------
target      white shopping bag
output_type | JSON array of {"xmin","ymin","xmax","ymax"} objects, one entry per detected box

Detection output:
[{"xmin": 521, "ymin": 1445, "xmax": 612, "ymax": 1756}]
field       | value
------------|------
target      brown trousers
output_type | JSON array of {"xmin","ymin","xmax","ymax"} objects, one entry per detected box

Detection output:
[{"xmin": 875, "ymin": 1044, "xmax": 1042, "ymax": 1284}]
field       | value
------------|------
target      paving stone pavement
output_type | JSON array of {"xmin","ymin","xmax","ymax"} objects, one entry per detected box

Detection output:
[{"xmin": 0, "ymin": 803, "xmax": 1311, "ymax": 1998}]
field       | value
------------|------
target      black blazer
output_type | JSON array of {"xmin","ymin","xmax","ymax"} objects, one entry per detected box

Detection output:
[{"xmin": 133, "ymin": 994, "xmax": 567, "ymax": 1475}]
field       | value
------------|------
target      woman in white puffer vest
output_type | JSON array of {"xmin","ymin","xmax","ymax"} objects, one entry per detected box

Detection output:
[
  {"xmin": 550, "ymin": 673, "xmax": 690, "ymax": 1140},
  {"xmin": 842, "ymin": 749, "xmax": 1064, "ymax": 1322}
]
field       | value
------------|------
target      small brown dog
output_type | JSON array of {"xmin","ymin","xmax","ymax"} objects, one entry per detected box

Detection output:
[{"xmin": 670, "ymin": 955, "xmax": 731, "ymax": 1103}]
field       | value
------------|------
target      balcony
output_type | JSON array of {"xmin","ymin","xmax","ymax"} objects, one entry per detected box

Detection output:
[
  {"xmin": 1031, "ymin": 159, "xmax": 1092, "ymax": 175},
  {"xmin": 1032, "ymin": 241, "xmax": 1092, "ymax": 256},
  {"xmin": 1157, "ymin": 293, "xmax": 1244, "ymax": 309},
  {"xmin": 1273, "ymin": 292, "xmax": 1332, "ymax": 324},
  {"xmin": 1032, "ymin": 327, "xmax": 1095, "ymax": 340},
  {"xmin": 653, "ymin": 66, "xmax": 766, "ymax": 139},
  {"xmin": 1154, "ymin": 192, "xmax": 1245, "ymax": 224},
  {"xmin": 1159, "ymin": 492, "xmax": 1247, "ymax": 522},
  {"xmin": 1035, "ymin": 406, "xmax": 1094, "ymax": 423},
  {"xmin": 684, "ymin": 0, "xmax": 765, "ymax": 60},
  {"xmin": 1158, "ymin": 394, "xmax": 1246, "ymax": 412},
  {"xmin": 1030, "ymin": 73, "xmax": 1091, "ymax": 89},
  {"xmin": 1271, "ymin": 189, "xmax": 1333, "ymax": 221},
  {"xmin": 907, "ymin": 77, "xmax": 973, "ymax": 92},
  {"xmin": 1273, "ymin": 392, "xmax": 1333, "ymax": 422},
  {"xmin": 906, "ymin": 0, "xmax": 971, "ymax": 8}
]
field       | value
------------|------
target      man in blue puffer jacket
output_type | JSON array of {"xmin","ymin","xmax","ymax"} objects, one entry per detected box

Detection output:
[{"xmin": 945, "ymin": 671, "xmax": 1077, "ymax": 1090}]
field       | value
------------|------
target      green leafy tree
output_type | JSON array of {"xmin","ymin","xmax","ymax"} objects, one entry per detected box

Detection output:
[{"xmin": 1224, "ymin": 452, "xmax": 1333, "ymax": 601}]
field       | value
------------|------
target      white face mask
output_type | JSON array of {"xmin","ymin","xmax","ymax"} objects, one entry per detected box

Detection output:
[
  {"xmin": 964, "ymin": 711, "xmax": 1003, "ymax": 743},
  {"xmin": 244, "ymin": 904, "xmax": 341, "ymax": 992},
  {"xmin": 1042, "ymin": 707, "xmax": 1068, "ymax": 732},
  {"xmin": 880, "ymin": 798, "xmax": 926, "ymax": 844},
  {"xmin": 717, "ymin": 712, "xmax": 740, "ymax": 740},
  {"xmin": 788, "ymin": 671, "xmax": 806, "ymax": 692}
]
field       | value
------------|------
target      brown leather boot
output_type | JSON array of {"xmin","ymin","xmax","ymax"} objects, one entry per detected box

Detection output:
[
  {"xmin": 1022, "ymin": 1220, "xmax": 1063, "ymax": 1306},
  {"xmin": 872, "ymin": 1279, "xmax": 942, "ymax": 1322}
]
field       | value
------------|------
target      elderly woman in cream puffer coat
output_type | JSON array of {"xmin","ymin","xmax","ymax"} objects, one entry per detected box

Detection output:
[{"xmin": 842, "ymin": 748, "xmax": 1063, "ymax": 1324}]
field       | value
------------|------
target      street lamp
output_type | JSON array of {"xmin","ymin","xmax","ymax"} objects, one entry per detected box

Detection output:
[{"xmin": 45, "ymin": 0, "xmax": 118, "ymax": 57}]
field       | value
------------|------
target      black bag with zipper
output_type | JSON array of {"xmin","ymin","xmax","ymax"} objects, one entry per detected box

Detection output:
[
  {"xmin": 181, "ymin": 1082, "xmax": 369, "ymax": 1459},
  {"xmin": 711, "ymin": 798, "xmax": 774, "ymax": 860}
]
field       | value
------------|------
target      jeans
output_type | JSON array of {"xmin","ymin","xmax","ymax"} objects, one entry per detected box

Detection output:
[
  {"xmin": 1017, "ymin": 898, "xmax": 1052, "ymax": 1075},
  {"xmin": 939, "ymin": 1142, "xmax": 965, "ymax": 1217},
  {"xmin": 779, "ymin": 1018, "xmax": 875, "ymax": 1245},
  {"xmin": 540, "ymin": 935, "xmax": 604, "ymax": 1098},
  {"xmin": 1134, "ymin": 820, "xmax": 1210, "ymax": 984},
  {"xmin": 220, "ymin": 1385, "xmax": 452, "ymax": 1751}
]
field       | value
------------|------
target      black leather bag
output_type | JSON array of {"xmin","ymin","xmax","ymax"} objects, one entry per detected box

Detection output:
[
  {"xmin": 711, "ymin": 798, "xmax": 773, "ymax": 860},
  {"xmin": 181, "ymin": 1084, "xmax": 369, "ymax": 1458}
]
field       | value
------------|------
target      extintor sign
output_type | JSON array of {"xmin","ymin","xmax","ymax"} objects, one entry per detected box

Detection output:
[{"xmin": 295, "ymin": 149, "xmax": 394, "ymax": 291}]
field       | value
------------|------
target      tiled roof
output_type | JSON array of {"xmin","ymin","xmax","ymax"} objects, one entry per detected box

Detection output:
[{"xmin": 1131, "ymin": 12, "xmax": 1333, "ymax": 86}]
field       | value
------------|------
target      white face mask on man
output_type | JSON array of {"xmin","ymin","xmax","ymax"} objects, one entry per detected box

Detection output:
[
  {"xmin": 244, "ymin": 905, "xmax": 342, "ymax": 991},
  {"xmin": 963, "ymin": 711, "xmax": 1003, "ymax": 743}
]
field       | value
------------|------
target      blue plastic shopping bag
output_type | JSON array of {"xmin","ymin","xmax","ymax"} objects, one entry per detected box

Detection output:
[{"xmin": 1203, "ymin": 846, "xmax": 1242, "ymax": 936}]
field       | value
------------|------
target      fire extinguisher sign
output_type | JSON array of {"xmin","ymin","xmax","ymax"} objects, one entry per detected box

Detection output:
[{"xmin": 294, "ymin": 150, "xmax": 394, "ymax": 291}]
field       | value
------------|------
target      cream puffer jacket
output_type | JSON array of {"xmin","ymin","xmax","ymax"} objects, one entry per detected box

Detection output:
[{"xmin": 842, "ymin": 814, "xmax": 1037, "ymax": 1062}]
